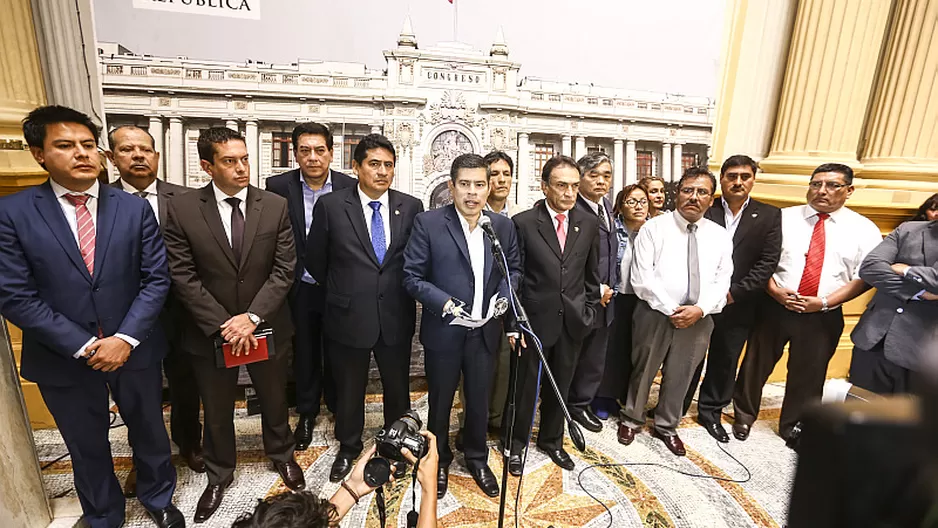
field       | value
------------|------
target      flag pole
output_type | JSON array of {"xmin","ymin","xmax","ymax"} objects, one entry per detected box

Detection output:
[{"xmin": 453, "ymin": 0, "xmax": 458, "ymax": 41}]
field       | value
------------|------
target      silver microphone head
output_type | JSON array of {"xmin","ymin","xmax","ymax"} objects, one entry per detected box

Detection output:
[{"xmin": 478, "ymin": 215, "xmax": 492, "ymax": 227}]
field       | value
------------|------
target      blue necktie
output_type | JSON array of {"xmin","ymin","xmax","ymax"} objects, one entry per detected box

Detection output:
[{"xmin": 369, "ymin": 201, "xmax": 386, "ymax": 264}]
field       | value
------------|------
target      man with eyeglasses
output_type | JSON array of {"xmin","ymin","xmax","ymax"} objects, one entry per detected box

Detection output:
[
  {"xmin": 733, "ymin": 163, "xmax": 882, "ymax": 443},
  {"xmin": 618, "ymin": 167, "xmax": 733, "ymax": 456}
]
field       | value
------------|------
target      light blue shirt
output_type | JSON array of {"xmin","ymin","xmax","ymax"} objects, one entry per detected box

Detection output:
[{"xmin": 300, "ymin": 171, "xmax": 333, "ymax": 284}]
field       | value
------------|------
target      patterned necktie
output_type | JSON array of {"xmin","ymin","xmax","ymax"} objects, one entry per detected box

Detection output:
[
  {"xmin": 686, "ymin": 223, "xmax": 700, "ymax": 305},
  {"xmin": 134, "ymin": 191, "xmax": 147, "ymax": 199},
  {"xmin": 225, "ymin": 197, "xmax": 244, "ymax": 262},
  {"xmin": 64, "ymin": 193, "xmax": 95, "ymax": 276},
  {"xmin": 598, "ymin": 204, "xmax": 609, "ymax": 230},
  {"xmin": 798, "ymin": 212, "xmax": 829, "ymax": 297},
  {"xmin": 369, "ymin": 201, "xmax": 386, "ymax": 264},
  {"xmin": 555, "ymin": 213, "xmax": 567, "ymax": 252}
]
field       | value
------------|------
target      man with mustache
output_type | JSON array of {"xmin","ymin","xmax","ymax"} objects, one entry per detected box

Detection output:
[{"xmin": 618, "ymin": 167, "xmax": 733, "ymax": 456}]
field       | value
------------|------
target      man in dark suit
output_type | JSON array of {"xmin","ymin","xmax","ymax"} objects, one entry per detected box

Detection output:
[
  {"xmin": 307, "ymin": 134, "xmax": 424, "ymax": 482},
  {"xmin": 851, "ymin": 220, "xmax": 938, "ymax": 394},
  {"xmin": 681, "ymin": 155, "xmax": 782, "ymax": 442},
  {"xmin": 507, "ymin": 155, "xmax": 600, "ymax": 475},
  {"xmin": 569, "ymin": 152, "xmax": 618, "ymax": 434},
  {"xmin": 265, "ymin": 122, "xmax": 356, "ymax": 450},
  {"xmin": 0, "ymin": 106, "xmax": 182, "ymax": 528},
  {"xmin": 403, "ymin": 154, "xmax": 521, "ymax": 498},
  {"xmin": 106, "ymin": 126, "xmax": 205, "ymax": 492},
  {"xmin": 163, "ymin": 127, "xmax": 303, "ymax": 523}
]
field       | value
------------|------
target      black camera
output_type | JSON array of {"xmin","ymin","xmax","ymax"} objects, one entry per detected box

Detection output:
[{"xmin": 363, "ymin": 410, "xmax": 429, "ymax": 487}]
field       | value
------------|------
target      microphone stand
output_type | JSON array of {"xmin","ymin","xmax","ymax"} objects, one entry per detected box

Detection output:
[{"xmin": 483, "ymin": 226, "xmax": 587, "ymax": 528}]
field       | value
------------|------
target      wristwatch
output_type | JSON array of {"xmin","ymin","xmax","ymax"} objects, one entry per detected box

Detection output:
[
  {"xmin": 820, "ymin": 297, "xmax": 829, "ymax": 312},
  {"xmin": 246, "ymin": 312, "xmax": 262, "ymax": 325}
]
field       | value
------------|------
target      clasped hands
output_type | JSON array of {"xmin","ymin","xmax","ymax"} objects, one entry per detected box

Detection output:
[
  {"xmin": 220, "ymin": 313, "xmax": 258, "ymax": 356},
  {"xmin": 768, "ymin": 280, "xmax": 823, "ymax": 313},
  {"xmin": 84, "ymin": 336, "xmax": 132, "ymax": 372}
]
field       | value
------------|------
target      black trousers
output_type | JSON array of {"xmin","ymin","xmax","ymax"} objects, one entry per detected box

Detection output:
[
  {"xmin": 329, "ymin": 334, "xmax": 412, "ymax": 457},
  {"xmin": 733, "ymin": 300, "xmax": 844, "ymax": 438},
  {"xmin": 190, "ymin": 352, "xmax": 294, "ymax": 485},
  {"xmin": 163, "ymin": 339, "xmax": 202, "ymax": 455},
  {"xmin": 426, "ymin": 329, "xmax": 495, "ymax": 470},
  {"xmin": 849, "ymin": 340, "xmax": 923, "ymax": 395},
  {"xmin": 569, "ymin": 319, "xmax": 612, "ymax": 409},
  {"xmin": 39, "ymin": 366, "xmax": 176, "ymax": 528},
  {"xmin": 597, "ymin": 293, "xmax": 637, "ymax": 401},
  {"xmin": 682, "ymin": 299, "xmax": 760, "ymax": 423},
  {"xmin": 511, "ymin": 327, "xmax": 583, "ymax": 453},
  {"xmin": 291, "ymin": 282, "xmax": 336, "ymax": 416}
]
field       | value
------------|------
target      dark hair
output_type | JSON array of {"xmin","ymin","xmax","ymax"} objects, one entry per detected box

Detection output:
[
  {"xmin": 615, "ymin": 184, "xmax": 649, "ymax": 217},
  {"xmin": 912, "ymin": 193, "xmax": 938, "ymax": 221},
  {"xmin": 677, "ymin": 166, "xmax": 717, "ymax": 194},
  {"xmin": 353, "ymin": 133, "xmax": 396, "ymax": 165},
  {"xmin": 197, "ymin": 127, "xmax": 245, "ymax": 163},
  {"xmin": 540, "ymin": 154, "xmax": 580, "ymax": 183},
  {"xmin": 291, "ymin": 122, "xmax": 333, "ymax": 151},
  {"xmin": 577, "ymin": 152, "xmax": 613, "ymax": 176},
  {"xmin": 231, "ymin": 491, "xmax": 337, "ymax": 528},
  {"xmin": 22, "ymin": 105, "xmax": 100, "ymax": 148},
  {"xmin": 483, "ymin": 150, "xmax": 514, "ymax": 176},
  {"xmin": 720, "ymin": 154, "xmax": 757, "ymax": 176},
  {"xmin": 637, "ymin": 175, "xmax": 666, "ymax": 193},
  {"xmin": 811, "ymin": 163, "xmax": 854, "ymax": 185},
  {"xmin": 450, "ymin": 153, "xmax": 488, "ymax": 181},
  {"xmin": 108, "ymin": 125, "xmax": 155, "ymax": 150}
]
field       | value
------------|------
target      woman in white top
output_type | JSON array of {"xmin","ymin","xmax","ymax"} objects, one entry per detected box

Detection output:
[{"xmin": 592, "ymin": 184, "xmax": 649, "ymax": 419}]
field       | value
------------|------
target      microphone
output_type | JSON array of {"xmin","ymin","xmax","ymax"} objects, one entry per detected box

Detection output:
[{"xmin": 478, "ymin": 215, "xmax": 502, "ymax": 250}]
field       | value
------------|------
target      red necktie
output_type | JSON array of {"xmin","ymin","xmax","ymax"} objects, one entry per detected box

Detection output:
[
  {"xmin": 64, "ymin": 193, "xmax": 96, "ymax": 276},
  {"xmin": 555, "ymin": 213, "xmax": 567, "ymax": 252},
  {"xmin": 797, "ymin": 212, "xmax": 829, "ymax": 297}
]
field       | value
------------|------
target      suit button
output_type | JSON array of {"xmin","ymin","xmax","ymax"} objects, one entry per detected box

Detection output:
[
  {"xmin": 561, "ymin": 266, "xmax": 566, "ymax": 273},
  {"xmin": 239, "ymin": 279, "xmax": 244, "ymax": 284},
  {"xmin": 558, "ymin": 309, "xmax": 563, "ymax": 316},
  {"xmin": 93, "ymin": 287, "xmax": 100, "ymax": 292},
  {"xmin": 896, "ymin": 307, "xmax": 904, "ymax": 314},
  {"xmin": 379, "ymin": 294, "xmax": 384, "ymax": 300},
  {"xmin": 561, "ymin": 288, "xmax": 565, "ymax": 293}
]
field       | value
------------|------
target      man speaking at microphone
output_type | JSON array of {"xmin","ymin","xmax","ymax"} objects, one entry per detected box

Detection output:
[{"xmin": 404, "ymin": 153, "xmax": 521, "ymax": 498}]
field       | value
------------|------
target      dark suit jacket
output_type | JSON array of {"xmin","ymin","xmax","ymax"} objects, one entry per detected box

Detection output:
[
  {"xmin": 575, "ymin": 194, "xmax": 618, "ymax": 327},
  {"xmin": 307, "ymin": 186, "xmax": 424, "ymax": 349},
  {"xmin": 265, "ymin": 169, "xmax": 356, "ymax": 293},
  {"xmin": 0, "ymin": 181, "xmax": 170, "ymax": 386},
  {"xmin": 512, "ymin": 201, "xmax": 600, "ymax": 348},
  {"xmin": 852, "ymin": 221, "xmax": 938, "ymax": 371},
  {"xmin": 705, "ymin": 198, "xmax": 782, "ymax": 304},
  {"xmin": 163, "ymin": 184, "xmax": 296, "ymax": 357},
  {"xmin": 403, "ymin": 205, "xmax": 522, "ymax": 354}
]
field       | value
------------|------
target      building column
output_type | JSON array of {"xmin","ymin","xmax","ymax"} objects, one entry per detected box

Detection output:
[
  {"xmin": 758, "ymin": 0, "xmax": 893, "ymax": 175},
  {"xmin": 245, "ymin": 120, "xmax": 259, "ymax": 186},
  {"xmin": 662, "ymin": 143, "xmax": 672, "ymax": 183},
  {"xmin": 625, "ymin": 140, "xmax": 637, "ymax": 184},
  {"xmin": 561, "ymin": 135, "xmax": 572, "ymax": 157},
  {"xmin": 673, "ymin": 143, "xmax": 684, "ymax": 181},
  {"xmin": 167, "ymin": 117, "xmax": 185, "ymax": 186},
  {"xmin": 612, "ymin": 139, "xmax": 624, "ymax": 193},
  {"xmin": 574, "ymin": 136, "xmax": 586, "ymax": 160},
  {"xmin": 370, "ymin": 124, "xmax": 382, "ymax": 135},
  {"xmin": 225, "ymin": 120, "xmax": 239, "ymax": 132},
  {"xmin": 860, "ymin": 0, "xmax": 938, "ymax": 184},
  {"xmin": 148, "ymin": 116, "xmax": 164, "ymax": 180},
  {"xmin": 333, "ymin": 134, "xmax": 345, "ymax": 171},
  {"xmin": 517, "ymin": 132, "xmax": 531, "ymax": 207}
]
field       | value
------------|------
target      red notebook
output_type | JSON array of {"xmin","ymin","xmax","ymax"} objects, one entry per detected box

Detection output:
[{"xmin": 214, "ymin": 326, "xmax": 275, "ymax": 368}]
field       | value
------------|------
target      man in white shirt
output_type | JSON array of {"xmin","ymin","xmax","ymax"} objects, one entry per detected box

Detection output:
[
  {"xmin": 618, "ymin": 167, "xmax": 733, "ymax": 456},
  {"xmin": 733, "ymin": 163, "xmax": 883, "ymax": 442}
]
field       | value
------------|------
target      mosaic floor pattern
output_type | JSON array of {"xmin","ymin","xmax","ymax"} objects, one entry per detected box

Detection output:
[{"xmin": 37, "ymin": 380, "xmax": 797, "ymax": 528}]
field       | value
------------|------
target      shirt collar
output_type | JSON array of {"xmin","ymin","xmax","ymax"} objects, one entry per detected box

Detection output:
[
  {"xmin": 672, "ymin": 210, "xmax": 698, "ymax": 230},
  {"xmin": 120, "ymin": 178, "xmax": 158, "ymax": 195},
  {"xmin": 456, "ymin": 208, "xmax": 482, "ymax": 234},
  {"xmin": 212, "ymin": 182, "xmax": 248, "ymax": 204},
  {"xmin": 50, "ymin": 178, "xmax": 99, "ymax": 199},
  {"xmin": 578, "ymin": 194, "xmax": 602, "ymax": 214},
  {"xmin": 358, "ymin": 184, "xmax": 389, "ymax": 210},
  {"xmin": 721, "ymin": 196, "xmax": 750, "ymax": 216},
  {"xmin": 299, "ymin": 170, "xmax": 332, "ymax": 192},
  {"xmin": 545, "ymin": 203, "xmax": 568, "ymax": 221}
]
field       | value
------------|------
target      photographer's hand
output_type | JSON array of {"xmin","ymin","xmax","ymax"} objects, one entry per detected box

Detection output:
[
  {"xmin": 402, "ymin": 431, "xmax": 439, "ymax": 527},
  {"xmin": 330, "ymin": 444, "xmax": 380, "ymax": 522}
]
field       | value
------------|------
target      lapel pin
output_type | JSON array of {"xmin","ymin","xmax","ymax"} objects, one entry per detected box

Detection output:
[
  {"xmin": 752, "ymin": 213, "xmax": 758, "ymax": 218},
  {"xmin": 574, "ymin": 226, "xmax": 579, "ymax": 232},
  {"xmin": 395, "ymin": 209, "xmax": 400, "ymax": 216}
]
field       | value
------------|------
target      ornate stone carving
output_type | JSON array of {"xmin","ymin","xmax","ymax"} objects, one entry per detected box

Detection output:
[
  {"xmin": 429, "ymin": 130, "xmax": 473, "ymax": 173},
  {"xmin": 235, "ymin": 101, "xmax": 248, "ymax": 110},
  {"xmin": 158, "ymin": 97, "xmax": 172, "ymax": 107},
  {"xmin": 428, "ymin": 91, "xmax": 480, "ymax": 126},
  {"xmin": 484, "ymin": 127, "xmax": 517, "ymax": 152},
  {"xmin": 151, "ymin": 67, "xmax": 181, "ymax": 76}
]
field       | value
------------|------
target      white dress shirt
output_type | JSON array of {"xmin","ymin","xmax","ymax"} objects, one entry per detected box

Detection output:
[
  {"xmin": 630, "ymin": 211, "xmax": 734, "ymax": 316},
  {"xmin": 545, "ymin": 203, "xmax": 570, "ymax": 239},
  {"xmin": 722, "ymin": 196, "xmax": 750, "ymax": 240},
  {"xmin": 49, "ymin": 179, "xmax": 140, "ymax": 356},
  {"xmin": 213, "ymin": 183, "xmax": 248, "ymax": 246},
  {"xmin": 457, "ymin": 212, "xmax": 486, "ymax": 319},
  {"xmin": 773, "ymin": 205, "xmax": 882, "ymax": 300},
  {"xmin": 358, "ymin": 185, "xmax": 391, "ymax": 250},
  {"xmin": 120, "ymin": 178, "xmax": 160, "ymax": 224}
]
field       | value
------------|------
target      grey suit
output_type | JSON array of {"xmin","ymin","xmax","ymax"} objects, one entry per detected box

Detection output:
[{"xmin": 850, "ymin": 220, "xmax": 938, "ymax": 393}]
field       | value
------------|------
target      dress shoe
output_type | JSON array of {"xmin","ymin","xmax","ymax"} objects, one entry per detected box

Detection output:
[
  {"xmin": 182, "ymin": 449, "xmax": 206, "ymax": 473},
  {"xmin": 697, "ymin": 418, "xmax": 730, "ymax": 443},
  {"xmin": 454, "ymin": 428, "xmax": 464, "ymax": 452},
  {"xmin": 652, "ymin": 430, "xmax": 686, "ymax": 456},
  {"xmin": 194, "ymin": 478, "xmax": 232, "ymax": 523},
  {"xmin": 570, "ymin": 406, "xmax": 603, "ymax": 433},
  {"xmin": 508, "ymin": 453, "xmax": 523, "ymax": 477},
  {"xmin": 470, "ymin": 465, "xmax": 499, "ymax": 497},
  {"xmin": 330, "ymin": 454, "xmax": 353, "ymax": 483},
  {"xmin": 538, "ymin": 446, "xmax": 575, "ymax": 471},
  {"xmin": 732, "ymin": 422, "xmax": 751, "ymax": 441},
  {"xmin": 294, "ymin": 414, "xmax": 315, "ymax": 451},
  {"xmin": 146, "ymin": 504, "xmax": 185, "ymax": 528},
  {"xmin": 437, "ymin": 465, "xmax": 449, "ymax": 499},
  {"xmin": 617, "ymin": 422, "xmax": 639, "ymax": 446},
  {"xmin": 123, "ymin": 466, "xmax": 137, "ymax": 498},
  {"xmin": 274, "ymin": 459, "xmax": 306, "ymax": 491}
]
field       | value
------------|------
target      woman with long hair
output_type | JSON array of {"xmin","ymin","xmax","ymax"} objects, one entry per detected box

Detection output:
[
  {"xmin": 638, "ymin": 175, "xmax": 668, "ymax": 218},
  {"xmin": 591, "ymin": 184, "xmax": 649, "ymax": 419},
  {"xmin": 912, "ymin": 193, "xmax": 938, "ymax": 221}
]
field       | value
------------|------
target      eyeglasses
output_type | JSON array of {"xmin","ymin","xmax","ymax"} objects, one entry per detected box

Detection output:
[
  {"xmin": 624, "ymin": 199, "xmax": 648, "ymax": 207},
  {"xmin": 679, "ymin": 187, "xmax": 712, "ymax": 197},
  {"xmin": 808, "ymin": 181, "xmax": 848, "ymax": 191}
]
